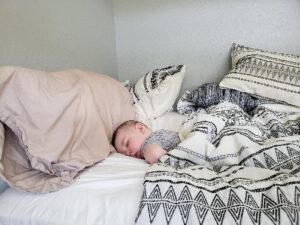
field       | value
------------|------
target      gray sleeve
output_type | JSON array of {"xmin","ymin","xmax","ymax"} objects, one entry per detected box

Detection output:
[{"xmin": 140, "ymin": 129, "xmax": 180, "ymax": 157}]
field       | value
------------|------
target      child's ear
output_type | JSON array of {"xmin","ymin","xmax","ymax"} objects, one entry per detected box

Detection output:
[{"xmin": 135, "ymin": 122, "xmax": 145, "ymax": 133}]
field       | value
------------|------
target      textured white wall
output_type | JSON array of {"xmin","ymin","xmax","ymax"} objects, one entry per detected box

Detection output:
[
  {"xmin": 0, "ymin": 0, "xmax": 118, "ymax": 77},
  {"xmin": 114, "ymin": 0, "xmax": 300, "ymax": 92}
]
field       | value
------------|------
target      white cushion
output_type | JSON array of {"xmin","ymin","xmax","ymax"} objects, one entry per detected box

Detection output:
[
  {"xmin": 147, "ymin": 111, "xmax": 185, "ymax": 132},
  {"xmin": 130, "ymin": 65, "xmax": 186, "ymax": 123},
  {"xmin": 220, "ymin": 44, "xmax": 300, "ymax": 107}
]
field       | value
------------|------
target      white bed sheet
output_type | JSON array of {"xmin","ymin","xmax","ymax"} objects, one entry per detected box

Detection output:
[{"xmin": 0, "ymin": 153, "xmax": 149, "ymax": 225}]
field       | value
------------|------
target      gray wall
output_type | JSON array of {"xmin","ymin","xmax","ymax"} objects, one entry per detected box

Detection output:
[
  {"xmin": 0, "ymin": 0, "xmax": 118, "ymax": 77},
  {"xmin": 114, "ymin": 0, "xmax": 300, "ymax": 92}
]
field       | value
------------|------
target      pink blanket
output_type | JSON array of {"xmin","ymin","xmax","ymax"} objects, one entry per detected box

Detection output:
[{"xmin": 0, "ymin": 67, "xmax": 134, "ymax": 193}]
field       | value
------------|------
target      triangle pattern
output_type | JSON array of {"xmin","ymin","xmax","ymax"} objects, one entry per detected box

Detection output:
[
  {"xmin": 178, "ymin": 186, "xmax": 193, "ymax": 225},
  {"xmin": 264, "ymin": 152, "xmax": 278, "ymax": 169},
  {"xmin": 162, "ymin": 186, "xmax": 177, "ymax": 224},
  {"xmin": 210, "ymin": 194, "xmax": 226, "ymax": 225},
  {"xmin": 295, "ymin": 186, "xmax": 300, "ymax": 206},
  {"xmin": 194, "ymin": 190, "xmax": 209, "ymax": 224},
  {"xmin": 147, "ymin": 185, "xmax": 162, "ymax": 223},
  {"xmin": 164, "ymin": 158, "xmax": 171, "ymax": 166},
  {"xmin": 227, "ymin": 190, "xmax": 244, "ymax": 225},
  {"xmin": 245, "ymin": 191, "xmax": 261, "ymax": 225},
  {"xmin": 275, "ymin": 148, "xmax": 293, "ymax": 170},
  {"xmin": 253, "ymin": 158, "xmax": 266, "ymax": 169},
  {"xmin": 287, "ymin": 147, "xmax": 300, "ymax": 165},
  {"xmin": 277, "ymin": 188, "xmax": 298, "ymax": 224},
  {"xmin": 174, "ymin": 161, "xmax": 182, "ymax": 170},
  {"xmin": 261, "ymin": 194, "xmax": 280, "ymax": 225},
  {"xmin": 135, "ymin": 188, "xmax": 147, "ymax": 222}
]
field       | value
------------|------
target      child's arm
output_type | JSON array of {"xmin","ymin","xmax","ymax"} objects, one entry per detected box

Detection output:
[{"xmin": 143, "ymin": 144, "xmax": 167, "ymax": 164}]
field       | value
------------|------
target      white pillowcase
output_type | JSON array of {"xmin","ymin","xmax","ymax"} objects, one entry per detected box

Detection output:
[
  {"xmin": 148, "ymin": 111, "xmax": 185, "ymax": 132},
  {"xmin": 130, "ymin": 65, "xmax": 186, "ymax": 123},
  {"xmin": 220, "ymin": 44, "xmax": 300, "ymax": 107}
]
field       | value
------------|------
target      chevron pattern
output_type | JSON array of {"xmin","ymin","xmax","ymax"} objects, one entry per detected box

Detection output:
[
  {"xmin": 219, "ymin": 43, "xmax": 300, "ymax": 107},
  {"xmin": 130, "ymin": 65, "xmax": 185, "ymax": 102},
  {"xmin": 248, "ymin": 147, "xmax": 300, "ymax": 172},
  {"xmin": 136, "ymin": 185, "xmax": 300, "ymax": 225},
  {"xmin": 136, "ymin": 99, "xmax": 300, "ymax": 225},
  {"xmin": 231, "ymin": 57, "xmax": 300, "ymax": 86}
]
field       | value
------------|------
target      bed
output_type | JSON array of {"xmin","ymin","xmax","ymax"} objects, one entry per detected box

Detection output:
[
  {"xmin": 0, "ymin": 43, "xmax": 300, "ymax": 225},
  {"xmin": 0, "ymin": 153, "xmax": 148, "ymax": 225}
]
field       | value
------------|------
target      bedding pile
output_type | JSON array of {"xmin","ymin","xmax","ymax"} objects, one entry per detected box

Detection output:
[
  {"xmin": 0, "ymin": 66, "xmax": 134, "ymax": 193},
  {"xmin": 136, "ymin": 99, "xmax": 300, "ymax": 224},
  {"xmin": 136, "ymin": 43, "xmax": 300, "ymax": 225}
]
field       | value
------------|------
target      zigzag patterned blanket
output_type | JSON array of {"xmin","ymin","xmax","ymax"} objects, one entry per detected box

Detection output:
[{"xmin": 135, "ymin": 101, "xmax": 300, "ymax": 225}]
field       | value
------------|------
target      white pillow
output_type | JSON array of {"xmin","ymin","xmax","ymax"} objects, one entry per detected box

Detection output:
[
  {"xmin": 130, "ymin": 65, "xmax": 186, "ymax": 123},
  {"xmin": 219, "ymin": 43, "xmax": 300, "ymax": 107},
  {"xmin": 147, "ymin": 111, "xmax": 185, "ymax": 132}
]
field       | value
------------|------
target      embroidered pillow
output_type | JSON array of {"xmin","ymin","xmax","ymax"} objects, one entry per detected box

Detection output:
[
  {"xmin": 130, "ymin": 65, "xmax": 185, "ymax": 123},
  {"xmin": 219, "ymin": 43, "xmax": 300, "ymax": 107}
]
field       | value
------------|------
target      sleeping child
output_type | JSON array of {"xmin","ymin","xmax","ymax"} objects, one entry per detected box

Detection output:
[
  {"xmin": 112, "ymin": 120, "xmax": 181, "ymax": 164},
  {"xmin": 113, "ymin": 83, "xmax": 262, "ymax": 164}
]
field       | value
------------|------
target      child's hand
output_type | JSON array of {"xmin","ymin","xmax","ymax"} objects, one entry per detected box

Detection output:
[{"xmin": 143, "ymin": 144, "xmax": 167, "ymax": 164}]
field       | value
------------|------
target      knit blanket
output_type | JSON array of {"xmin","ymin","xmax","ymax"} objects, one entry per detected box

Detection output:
[
  {"xmin": 177, "ymin": 83, "xmax": 279, "ymax": 115},
  {"xmin": 135, "ymin": 101, "xmax": 300, "ymax": 225}
]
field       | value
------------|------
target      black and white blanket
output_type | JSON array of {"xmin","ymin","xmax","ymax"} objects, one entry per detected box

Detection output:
[{"xmin": 135, "ymin": 101, "xmax": 300, "ymax": 225}]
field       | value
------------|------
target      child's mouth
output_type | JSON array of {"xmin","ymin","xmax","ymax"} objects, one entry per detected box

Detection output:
[{"xmin": 135, "ymin": 151, "xmax": 141, "ymax": 159}]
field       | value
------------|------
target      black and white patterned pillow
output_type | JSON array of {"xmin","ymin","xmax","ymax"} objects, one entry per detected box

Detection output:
[
  {"xmin": 130, "ymin": 65, "xmax": 186, "ymax": 122},
  {"xmin": 220, "ymin": 43, "xmax": 300, "ymax": 107}
]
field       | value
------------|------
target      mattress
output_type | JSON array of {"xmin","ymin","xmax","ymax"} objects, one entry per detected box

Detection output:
[{"xmin": 0, "ymin": 153, "xmax": 149, "ymax": 225}]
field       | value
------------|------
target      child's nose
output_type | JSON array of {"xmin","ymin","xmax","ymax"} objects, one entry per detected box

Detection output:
[{"xmin": 127, "ymin": 149, "xmax": 133, "ymax": 156}]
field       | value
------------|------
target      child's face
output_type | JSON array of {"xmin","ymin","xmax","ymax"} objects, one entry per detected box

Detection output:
[{"xmin": 114, "ymin": 123, "xmax": 148, "ymax": 158}]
